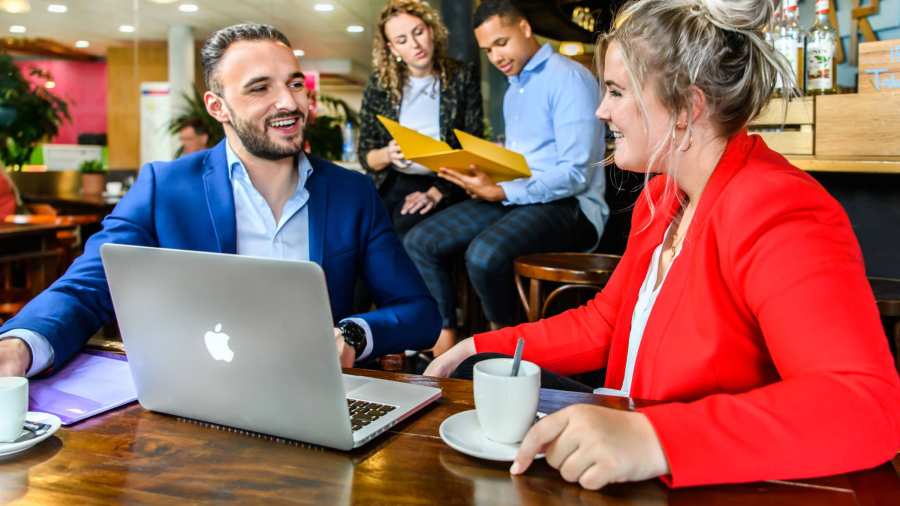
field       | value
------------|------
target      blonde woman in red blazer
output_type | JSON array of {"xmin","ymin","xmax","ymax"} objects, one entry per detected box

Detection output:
[{"xmin": 427, "ymin": 0, "xmax": 900, "ymax": 490}]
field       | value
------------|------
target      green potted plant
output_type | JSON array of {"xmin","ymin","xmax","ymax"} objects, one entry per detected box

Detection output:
[
  {"xmin": 168, "ymin": 87, "xmax": 224, "ymax": 157},
  {"xmin": 305, "ymin": 94, "xmax": 359, "ymax": 161},
  {"xmin": 0, "ymin": 52, "xmax": 70, "ymax": 171},
  {"xmin": 78, "ymin": 159, "xmax": 107, "ymax": 195}
]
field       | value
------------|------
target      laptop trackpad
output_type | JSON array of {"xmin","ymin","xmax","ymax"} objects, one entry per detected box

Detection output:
[{"xmin": 342, "ymin": 375, "xmax": 370, "ymax": 394}]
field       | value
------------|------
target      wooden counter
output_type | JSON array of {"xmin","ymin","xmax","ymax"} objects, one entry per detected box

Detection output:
[{"xmin": 787, "ymin": 156, "xmax": 900, "ymax": 174}]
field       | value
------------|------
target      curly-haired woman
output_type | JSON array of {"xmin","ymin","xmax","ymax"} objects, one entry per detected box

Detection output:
[{"xmin": 358, "ymin": 0, "xmax": 483, "ymax": 239}]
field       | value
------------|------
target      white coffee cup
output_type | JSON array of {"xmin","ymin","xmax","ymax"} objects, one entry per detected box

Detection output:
[
  {"xmin": 0, "ymin": 377, "xmax": 28, "ymax": 443},
  {"xmin": 473, "ymin": 358, "xmax": 540, "ymax": 444},
  {"xmin": 105, "ymin": 181, "xmax": 123, "ymax": 195}
]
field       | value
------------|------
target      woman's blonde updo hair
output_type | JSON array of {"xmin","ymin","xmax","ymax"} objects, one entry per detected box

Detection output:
[
  {"xmin": 372, "ymin": 0, "xmax": 453, "ymax": 105},
  {"xmin": 598, "ymin": 0, "xmax": 793, "ymax": 218}
]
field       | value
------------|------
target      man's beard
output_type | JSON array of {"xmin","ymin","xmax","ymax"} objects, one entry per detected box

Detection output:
[{"xmin": 226, "ymin": 104, "xmax": 305, "ymax": 161}]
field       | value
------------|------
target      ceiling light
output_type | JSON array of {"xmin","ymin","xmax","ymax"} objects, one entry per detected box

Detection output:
[
  {"xmin": 314, "ymin": 3, "xmax": 334, "ymax": 12},
  {"xmin": 47, "ymin": 3, "xmax": 66, "ymax": 13},
  {"xmin": 44, "ymin": 81, "xmax": 56, "ymax": 89},
  {"xmin": 346, "ymin": 25, "xmax": 364, "ymax": 33},
  {"xmin": 75, "ymin": 40, "xmax": 90, "ymax": 48},
  {"xmin": 9, "ymin": 25, "xmax": 26, "ymax": 34},
  {"xmin": 293, "ymin": 49, "xmax": 305, "ymax": 57},
  {"xmin": 178, "ymin": 3, "xmax": 198, "ymax": 13},
  {"xmin": 0, "ymin": 0, "xmax": 31, "ymax": 14},
  {"xmin": 119, "ymin": 24, "xmax": 135, "ymax": 33}
]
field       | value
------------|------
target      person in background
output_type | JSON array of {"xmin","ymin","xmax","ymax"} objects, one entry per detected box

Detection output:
[
  {"xmin": 0, "ymin": 23, "xmax": 440, "ymax": 378},
  {"xmin": 0, "ymin": 170, "xmax": 20, "ymax": 220},
  {"xmin": 358, "ymin": 0, "xmax": 483, "ymax": 240},
  {"xmin": 426, "ymin": 0, "xmax": 900, "ymax": 490},
  {"xmin": 403, "ymin": 0, "xmax": 608, "ymax": 356},
  {"xmin": 178, "ymin": 119, "xmax": 211, "ymax": 156}
]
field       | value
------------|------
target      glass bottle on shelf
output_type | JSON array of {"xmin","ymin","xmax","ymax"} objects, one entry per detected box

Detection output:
[
  {"xmin": 773, "ymin": 0, "xmax": 805, "ymax": 96},
  {"xmin": 805, "ymin": 0, "xmax": 838, "ymax": 95}
]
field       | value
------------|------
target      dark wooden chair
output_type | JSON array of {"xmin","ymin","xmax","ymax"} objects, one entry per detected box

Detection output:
[
  {"xmin": 869, "ymin": 277, "xmax": 900, "ymax": 371},
  {"xmin": 514, "ymin": 253, "xmax": 622, "ymax": 322}
]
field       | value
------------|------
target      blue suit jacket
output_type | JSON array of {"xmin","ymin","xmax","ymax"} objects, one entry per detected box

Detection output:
[{"xmin": 1, "ymin": 142, "xmax": 441, "ymax": 371}]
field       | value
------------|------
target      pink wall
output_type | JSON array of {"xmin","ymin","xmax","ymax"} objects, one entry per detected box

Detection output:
[{"xmin": 15, "ymin": 60, "xmax": 107, "ymax": 145}]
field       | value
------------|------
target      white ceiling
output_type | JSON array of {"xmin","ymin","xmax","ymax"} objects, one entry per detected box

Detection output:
[{"xmin": 0, "ymin": 0, "xmax": 388, "ymax": 69}]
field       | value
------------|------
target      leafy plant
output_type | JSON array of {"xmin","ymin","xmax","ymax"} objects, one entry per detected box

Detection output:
[
  {"xmin": 78, "ymin": 159, "xmax": 106, "ymax": 174},
  {"xmin": 0, "ymin": 52, "xmax": 70, "ymax": 170},
  {"xmin": 305, "ymin": 94, "xmax": 358, "ymax": 160},
  {"xmin": 168, "ymin": 87, "xmax": 224, "ymax": 157}
]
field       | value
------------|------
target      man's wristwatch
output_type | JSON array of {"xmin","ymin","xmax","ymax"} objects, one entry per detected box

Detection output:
[{"xmin": 338, "ymin": 321, "xmax": 367, "ymax": 359}]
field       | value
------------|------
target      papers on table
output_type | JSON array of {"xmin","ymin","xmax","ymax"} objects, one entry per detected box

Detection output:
[
  {"xmin": 29, "ymin": 351, "xmax": 137, "ymax": 425},
  {"xmin": 377, "ymin": 115, "xmax": 531, "ymax": 183}
]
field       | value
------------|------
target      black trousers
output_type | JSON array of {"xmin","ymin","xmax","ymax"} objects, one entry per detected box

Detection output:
[
  {"xmin": 378, "ymin": 170, "xmax": 459, "ymax": 241},
  {"xmin": 450, "ymin": 353, "xmax": 596, "ymax": 393}
]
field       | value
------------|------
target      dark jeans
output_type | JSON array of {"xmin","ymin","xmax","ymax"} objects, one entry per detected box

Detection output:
[
  {"xmin": 403, "ymin": 198, "xmax": 597, "ymax": 328},
  {"xmin": 379, "ymin": 170, "xmax": 458, "ymax": 241},
  {"xmin": 451, "ymin": 353, "xmax": 595, "ymax": 393}
]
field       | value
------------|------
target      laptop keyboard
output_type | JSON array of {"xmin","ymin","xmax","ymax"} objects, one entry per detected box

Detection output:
[{"xmin": 347, "ymin": 399, "xmax": 397, "ymax": 432}]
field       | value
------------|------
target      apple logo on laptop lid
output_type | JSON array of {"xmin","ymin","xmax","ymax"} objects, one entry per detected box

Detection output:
[{"xmin": 204, "ymin": 323, "xmax": 234, "ymax": 362}]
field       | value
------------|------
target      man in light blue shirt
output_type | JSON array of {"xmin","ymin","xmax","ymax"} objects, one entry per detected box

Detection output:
[
  {"xmin": 404, "ymin": 0, "xmax": 608, "ymax": 355},
  {"xmin": 0, "ymin": 23, "xmax": 440, "ymax": 377}
]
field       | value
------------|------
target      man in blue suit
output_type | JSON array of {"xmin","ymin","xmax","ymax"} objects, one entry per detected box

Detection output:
[{"xmin": 0, "ymin": 24, "xmax": 440, "ymax": 377}]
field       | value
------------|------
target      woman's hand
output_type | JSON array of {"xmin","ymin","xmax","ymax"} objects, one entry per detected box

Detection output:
[
  {"xmin": 423, "ymin": 337, "xmax": 476, "ymax": 377},
  {"xmin": 385, "ymin": 140, "xmax": 411, "ymax": 168},
  {"xmin": 366, "ymin": 140, "xmax": 409, "ymax": 172},
  {"xmin": 511, "ymin": 404, "xmax": 670, "ymax": 490},
  {"xmin": 401, "ymin": 187, "xmax": 443, "ymax": 215},
  {"xmin": 437, "ymin": 166, "xmax": 505, "ymax": 202}
]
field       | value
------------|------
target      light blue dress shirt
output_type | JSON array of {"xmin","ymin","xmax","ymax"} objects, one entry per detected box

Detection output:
[
  {"xmin": 1, "ymin": 142, "xmax": 373, "ymax": 376},
  {"xmin": 499, "ymin": 43, "xmax": 609, "ymax": 243}
]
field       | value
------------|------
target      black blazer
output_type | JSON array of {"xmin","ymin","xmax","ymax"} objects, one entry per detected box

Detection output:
[{"xmin": 357, "ymin": 59, "xmax": 484, "ymax": 195}]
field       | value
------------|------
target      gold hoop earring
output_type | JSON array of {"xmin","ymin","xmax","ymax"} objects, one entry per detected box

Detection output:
[{"xmin": 679, "ymin": 134, "xmax": 693, "ymax": 152}]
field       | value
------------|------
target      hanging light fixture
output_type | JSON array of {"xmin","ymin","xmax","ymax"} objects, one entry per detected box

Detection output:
[{"xmin": 0, "ymin": 0, "xmax": 31, "ymax": 14}]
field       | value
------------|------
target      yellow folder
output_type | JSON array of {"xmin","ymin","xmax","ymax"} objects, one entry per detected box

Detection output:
[{"xmin": 377, "ymin": 115, "xmax": 531, "ymax": 182}]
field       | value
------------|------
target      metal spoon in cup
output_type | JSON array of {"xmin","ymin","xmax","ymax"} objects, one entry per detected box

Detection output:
[{"xmin": 511, "ymin": 337, "xmax": 525, "ymax": 376}]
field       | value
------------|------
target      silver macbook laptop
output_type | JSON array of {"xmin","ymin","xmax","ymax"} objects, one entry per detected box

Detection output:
[{"xmin": 100, "ymin": 243, "xmax": 441, "ymax": 450}]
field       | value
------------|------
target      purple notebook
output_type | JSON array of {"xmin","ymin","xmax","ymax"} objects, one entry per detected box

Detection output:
[{"xmin": 28, "ymin": 350, "xmax": 138, "ymax": 425}]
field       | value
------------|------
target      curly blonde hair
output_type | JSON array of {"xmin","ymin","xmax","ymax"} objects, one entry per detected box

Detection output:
[{"xmin": 373, "ymin": 0, "xmax": 454, "ymax": 105}]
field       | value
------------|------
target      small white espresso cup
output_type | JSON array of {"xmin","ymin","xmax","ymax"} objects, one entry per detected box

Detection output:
[
  {"xmin": 473, "ymin": 358, "xmax": 540, "ymax": 444},
  {"xmin": 0, "ymin": 377, "xmax": 28, "ymax": 443}
]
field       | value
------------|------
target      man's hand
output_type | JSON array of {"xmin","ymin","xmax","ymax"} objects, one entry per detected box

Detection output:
[
  {"xmin": 510, "ymin": 404, "xmax": 670, "ymax": 490},
  {"xmin": 401, "ymin": 187, "xmax": 443, "ymax": 215},
  {"xmin": 0, "ymin": 338, "xmax": 31, "ymax": 377},
  {"xmin": 334, "ymin": 328, "xmax": 357, "ymax": 368},
  {"xmin": 437, "ymin": 166, "xmax": 506, "ymax": 202}
]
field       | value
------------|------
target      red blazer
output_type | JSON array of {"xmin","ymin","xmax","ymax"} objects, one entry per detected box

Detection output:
[{"xmin": 475, "ymin": 131, "xmax": 900, "ymax": 487}]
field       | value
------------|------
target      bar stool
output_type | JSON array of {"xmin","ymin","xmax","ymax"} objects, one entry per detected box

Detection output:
[
  {"xmin": 869, "ymin": 277, "xmax": 900, "ymax": 371},
  {"xmin": 514, "ymin": 253, "xmax": 621, "ymax": 322}
]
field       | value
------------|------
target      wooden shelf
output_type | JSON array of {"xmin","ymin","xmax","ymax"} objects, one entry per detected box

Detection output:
[{"xmin": 786, "ymin": 156, "xmax": 900, "ymax": 174}]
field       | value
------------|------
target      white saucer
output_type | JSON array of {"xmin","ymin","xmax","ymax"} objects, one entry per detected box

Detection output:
[
  {"xmin": 439, "ymin": 410, "xmax": 544, "ymax": 462},
  {"xmin": 0, "ymin": 412, "xmax": 62, "ymax": 458}
]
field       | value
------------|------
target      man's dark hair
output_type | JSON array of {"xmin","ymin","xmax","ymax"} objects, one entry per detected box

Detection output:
[
  {"xmin": 472, "ymin": 0, "xmax": 525, "ymax": 30},
  {"xmin": 201, "ymin": 23, "xmax": 291, "ymax": 94},
  {"xmin": 181, "ymin": 118, "xmax": 209, "ymax": 136}
]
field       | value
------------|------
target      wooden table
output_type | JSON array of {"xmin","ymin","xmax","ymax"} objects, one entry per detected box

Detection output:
[
  {"xmin": 2, "ymin": 369, "xmax": 898, "ymax": 505},
  {"xmin": 0, "ymin": 222, "xmax": 79, "ymax": 306}
]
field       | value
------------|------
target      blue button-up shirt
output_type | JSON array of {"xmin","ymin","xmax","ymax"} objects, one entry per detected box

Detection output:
[
  {"xmin": 2, "ymin": 143, "xmax": 374, "ymax": 376},
  {"xmin": 499, "ymin": 43, "xmax": 608, "ymax": 240}
]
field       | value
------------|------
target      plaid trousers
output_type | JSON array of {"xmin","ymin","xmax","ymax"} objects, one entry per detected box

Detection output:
[{"xmin": 403, "ymin": 197, "xmax": 596, "ymax": 328}]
